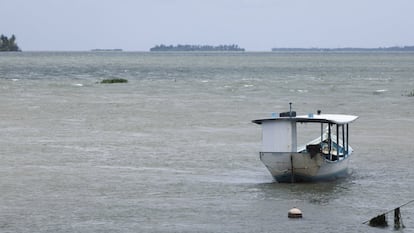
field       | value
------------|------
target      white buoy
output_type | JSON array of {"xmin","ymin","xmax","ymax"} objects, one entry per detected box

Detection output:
[{"xmin": 288, "ymin": 207, "xmax": 302, "ymax": 218}]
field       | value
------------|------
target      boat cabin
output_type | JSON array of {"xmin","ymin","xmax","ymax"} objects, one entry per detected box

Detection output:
[{"xmin": 252, "ymin": 111, "xmax": 359, "ymax": 161}]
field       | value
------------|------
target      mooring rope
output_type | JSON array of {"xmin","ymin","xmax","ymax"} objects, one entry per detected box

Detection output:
[{"xmin": 363, "ymin": 199, "xmax": 414, "ymax": 227}]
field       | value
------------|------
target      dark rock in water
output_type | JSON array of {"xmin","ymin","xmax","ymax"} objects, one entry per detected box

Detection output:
[{"xmin": 100, "ymin": 78, "xmax": 128, "ymax": 84}]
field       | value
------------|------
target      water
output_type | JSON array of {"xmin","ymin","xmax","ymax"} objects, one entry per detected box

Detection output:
[{"xmin": 1, "ymin": 51, "xmax": 414, "ymax": 232}]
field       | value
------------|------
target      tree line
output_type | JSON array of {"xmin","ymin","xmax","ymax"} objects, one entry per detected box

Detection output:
[
  {"xmin": 0, "ymin": 34, "xmax": 21, "ymax": 51},
  {"xmin": 272, "ymin": 46, "xmax": 414, "ymax": 52},
  {"xmin": 150, "ymin": 44, "xmax": 245, "ymax": 52}
]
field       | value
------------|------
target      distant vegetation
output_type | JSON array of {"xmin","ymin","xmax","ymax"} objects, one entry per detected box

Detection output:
[
  {"xmin": 91, "ymin": 49, "xmax": 123, "ymax": 52},
  {"xmin": 100, "ymin": 78, "xmax": 128, "ymax": 84},
  {"xmin": 272, "ymin": 46, "xmax": 414, "ymax": 52},
  {"xmin": 0, "ymin": 34, "xmax": 21, "ymax": 51},
  {"xmin": 150, "ymin": 44, "xmax": 245, "ymax": 52}
]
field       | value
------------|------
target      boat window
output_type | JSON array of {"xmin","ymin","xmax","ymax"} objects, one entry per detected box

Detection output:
[
  {"xmin": 296, "ymin": 122, "xmax": 322, "ymax": 149},
  {"xmin": 296, "ymin": 121, "xmax": 351, "ymax": 161},
  {"xmin": 317, "ymin": 123, "xmax": 348, "ymax": 160}
]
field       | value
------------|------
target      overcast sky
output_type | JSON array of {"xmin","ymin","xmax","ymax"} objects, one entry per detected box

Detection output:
[{"xmin": 1, "ymin": 0, "xmax": 414, "ymax": 51}]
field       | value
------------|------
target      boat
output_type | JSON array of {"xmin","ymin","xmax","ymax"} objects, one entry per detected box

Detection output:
[{"xmin": 252, "ymin": 105, "xmax": 358, "ymax": 183}]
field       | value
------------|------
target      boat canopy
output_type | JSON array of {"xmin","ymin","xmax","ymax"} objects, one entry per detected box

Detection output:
[{"xmin": 252, "ymin": 114, "xmax": 358, "ymax": 125}]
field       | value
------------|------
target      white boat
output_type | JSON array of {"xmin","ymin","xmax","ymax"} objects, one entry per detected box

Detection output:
[{"xmin": 252, "ymin": 107, "xmax": 358, "ymax": 183}]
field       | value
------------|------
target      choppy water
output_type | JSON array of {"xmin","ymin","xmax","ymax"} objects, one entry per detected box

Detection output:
[{"xmin": 1, "ymin": 51, "xmax": 414, "ymax": 232}]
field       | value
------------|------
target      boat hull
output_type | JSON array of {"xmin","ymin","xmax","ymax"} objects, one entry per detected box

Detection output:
[{"xmin": 260, "ymin": 152, "xmax": 350, "ymax": 183}]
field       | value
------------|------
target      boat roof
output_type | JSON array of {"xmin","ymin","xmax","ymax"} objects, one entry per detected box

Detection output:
[{"xmin": 252, "ymin": 114, "xmax": 359, "ymax": 125}]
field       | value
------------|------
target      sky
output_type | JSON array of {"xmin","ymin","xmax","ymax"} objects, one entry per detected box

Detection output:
[{"xmin": 1, "ymin": 0, "xmax": 414, "ymax": 51}]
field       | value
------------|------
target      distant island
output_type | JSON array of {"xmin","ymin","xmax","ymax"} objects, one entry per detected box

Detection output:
[
  {"xmin": 91, "ymin": 49, "xmax": 123, "ymax": 52},
  {"xmin": 150, "ymin": 44, "xmax": 245, "ymax": 52},
  {"xmin": 272, "ymin": 46, "xmax": 414, "ymax": 52},
  {"xmin": 0, "ymin": 34, "xmax": 21, "ymax": 52}
]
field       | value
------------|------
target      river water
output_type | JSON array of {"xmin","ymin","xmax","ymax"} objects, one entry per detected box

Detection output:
[{"xmin": 1, "ymin": 52, "xmax": 414, "ymax": 232}]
